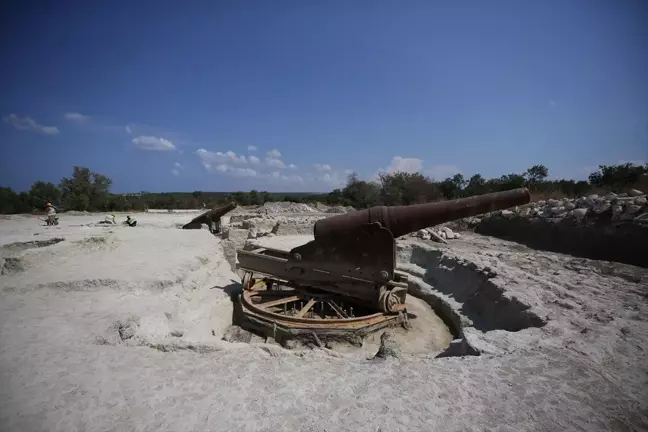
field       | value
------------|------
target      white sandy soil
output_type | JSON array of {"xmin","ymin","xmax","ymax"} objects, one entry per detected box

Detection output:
[{"xmin": 1, "ymin": 212, "xmax": 647, "ymax": 432}]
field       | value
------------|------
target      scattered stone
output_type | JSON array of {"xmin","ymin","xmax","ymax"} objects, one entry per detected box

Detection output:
[
  {"xmin": 593, "ymin": 203, "xmax": 611, "ymax": 214},
  {"xmin": 628, "ymin": 189, "xmax": 643, "ymax": 197},
  {"xmin": 500, "ymin": 210, "xmax": 515, "ymax": 218},
  {"xmin": 634, "ymin": 196, "xmax": 647, "ymax": 206},
  {"xmin": 1, "ymin": 257, "xmax": 25, "ymax": 275},
  {"xmin": 572, "ymin": 208, "xmax": 588, "ymax": 218},
  {"xmin": 564, "ymin": 202, "xmax": 576, "ymax": 211},
  {"xmin": 626, "ymin": 205, "xmax": 642, "ymax": 215},
  {"xmin": 417, "ymin": 229, "xmax": 431, "ymax": 240},
  {"xmin": 373, "ymin": 331, "xmax": 400, "ymax": 359},
  {"xmin": 441, "ymin": 227, "xmax": 456, "ymax": 239},
  {"xmin": 612, "ymin": 206, "xmax": 623, "ymax": 220}
]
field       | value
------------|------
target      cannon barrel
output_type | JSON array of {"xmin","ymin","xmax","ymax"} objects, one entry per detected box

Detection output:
[
  {"xmin": 314, "ymin": 188, "xmax": 530, "ymax": 239},
  {"xmin": 182, "ymin": 202, "xmax": 237, "ymax": 230}
]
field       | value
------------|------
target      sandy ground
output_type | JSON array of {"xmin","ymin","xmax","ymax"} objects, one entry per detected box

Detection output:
[{"xmin": 1, "ymin": 212, "xmax": 647, "ymax": 431}]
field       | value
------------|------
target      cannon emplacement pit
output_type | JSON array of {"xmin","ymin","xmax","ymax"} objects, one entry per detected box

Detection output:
[{"xmin": 233, "ymin": 189, "xmax": 531, "ymax": 347}]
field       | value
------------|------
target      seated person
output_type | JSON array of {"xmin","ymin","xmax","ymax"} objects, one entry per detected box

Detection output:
[{"xmin": 124, "ymin": 215, "xmax": 137, "ymax": 227}]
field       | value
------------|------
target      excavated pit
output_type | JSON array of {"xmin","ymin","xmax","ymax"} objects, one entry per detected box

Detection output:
[{"xmin": 221, "ymin": 235, "xmax": 548, "ymax": 358}]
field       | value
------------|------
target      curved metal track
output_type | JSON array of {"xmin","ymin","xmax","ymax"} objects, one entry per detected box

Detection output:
[{"xmin": 237, "ymin": 274, "xmax": 401, "ymax": 337}]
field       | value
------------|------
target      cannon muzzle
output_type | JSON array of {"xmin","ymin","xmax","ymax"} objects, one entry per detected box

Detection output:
[{"xmin": 314, "ymin": 188, "xmax": 530, "ymax": 239}]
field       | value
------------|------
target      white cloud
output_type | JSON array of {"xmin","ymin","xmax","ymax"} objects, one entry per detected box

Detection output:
[
  {"xmin": 214, "ymin": 164, "xmax": 258, "ymax": 178},
  {"xmin": 248, "ymin": 145, "xmax": 257, "ymax": 152},
  {"xmin": 3, "ymin": 114, "xmax": 59, "ymax": 135},
  {"xmin": 249, "ymin": 155, "xmax": 261, "ymax": 165},
  {"xmin": 372, "ymin": 156, "xmax": 424, "ymax": 181},
  {"xmin": 267, "ymin": 149, "xmax": 281, "ymax": 158},
  {"xmin": 549, "ymin": 99, "xmax": 557, "ymax": 106},
  {"xmin": 125, "ymin": 125, "xmax": 132, "ymax": 134},
  {"xmin": 424, "ymin": 165, "xmax": 462, "ymax": 180},
  {"xmin": 171, "ymin": 169, "xmax": 180, "ymax": 176},
  {"xmin": 386, "ymin": 156, "xmax": 423, "ymax": 174},
  {"xmin": 288, "ymin": 163, "xmax": 298, "ymax": 169},
  {"xmin": 64, "ymin": 112, "xmax": 88, "ymax": 122},
  {"xmin": 281, "ymin": 174, "xmax": 305, "ymax": 184},
  {"xmin": 132, "ymin": 135, "xmax": 176, "ymax": 151},
  {"xmin": 318, "ymin": 172, "xmax": 346, "ymax": 188},
  {"xmin": 313, "ymin": 163, "xmax": 332, "ymax": 172},
  {"xmin": 266, "ymin": 171, "xmax": 305, "ymax": 185},
  {"xmin": 266, "ymin": 157, "xmax": 286, "ymax": 169},
  {"xmin": 174, "ymin": 162, "xmax": 184, "ymax": 169},
  {"xmin": 196, "ymin": 148, "xmax": 248, "ymax": 167}
]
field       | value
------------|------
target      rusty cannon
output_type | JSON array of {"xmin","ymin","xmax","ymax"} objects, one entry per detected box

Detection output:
[
  {"xmin": 234, "ymin": 188, "xmax": 530, "ymax": 342},
  {"xmin": 182, "ymin": 202, "xmax": 237, "ymax": 233}
]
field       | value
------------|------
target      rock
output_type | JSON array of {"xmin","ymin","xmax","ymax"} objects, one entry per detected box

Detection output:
[
  {"xmin": 587, "ymin": 194, "xmax": 599, "ymax": 201},
  {"xmin": 427, "ymin": 229, "xmax": 448, "ymax": 244},
  {"xmin": 439, "ymin": 230, "xmax": 447, "ymax": 239},
  {"xmin": 605, "ymin": 192, "xmax": 617, "ymax": 200},
  {"xmin": 373, "ymin": 331, "xmax": 400, "ymax": 359},
  {"xmin": 635, "ymin": 196, "xmax": 647, "ymax": 206},
  {"xmin": 417, "ymin": 229, "xmax": 428, "ymax": 239},
  {"xmin": 593, "ymin": 203, "xmax": 611, "ymax": 214},
  {"xmin": 628, "ymin": 189, "xmax": 643, "ymax": 197},
  {"xmin": 635, "ymin": 212, "xmax": 648, "ymax": 225},
  {"xmin": 572, "ymin": 208, "xmax": 588, "ymax": 218},
  {"xmin": 441, "ymin": 227, "xmax": 455, "ymax": 239},
  {"xmin": 626, "ymin": 205, "xmax": 642, "ymax": 214},
  {"xmin": 550, "ymin": 206, "xmax": 565, "ymax": 215},
  {"xmin": 564, "ymin": 202, "xmax": 576, "ymax": 211},
  {"xmin": 612, "ymin": 206, "xmax": 623, "ymax": 221},
  {"xmin": 500, "ymin": 210, "xmax": 515, "ymax": 218},
  {"xmin": 518, "ymin": 207, "xmax": 531, "ymax": 218}
]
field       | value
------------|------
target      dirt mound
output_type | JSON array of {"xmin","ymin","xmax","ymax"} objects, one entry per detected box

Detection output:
[{"xmin": 260, "ymin": 202, "xmax": 317, "ymax": 214}]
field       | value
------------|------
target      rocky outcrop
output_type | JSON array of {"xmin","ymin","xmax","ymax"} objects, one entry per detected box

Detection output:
[{"xmin": 475, "ymin": 190, "xmax": 648, "ymax": 268}]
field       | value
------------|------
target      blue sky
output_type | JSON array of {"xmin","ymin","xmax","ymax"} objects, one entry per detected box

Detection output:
[{"xmin": 1, "ymin": 1, "xmax": 647, "ymax": 193}]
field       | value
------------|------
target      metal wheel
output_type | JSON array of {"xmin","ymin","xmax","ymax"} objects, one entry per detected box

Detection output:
[
  {"xmin": 242, "ymin": 271, "xmax": 254, "ymax": 291},
  {"xmin": 240, "ymin": 284, "xmax": 399, "ymax": 330}
]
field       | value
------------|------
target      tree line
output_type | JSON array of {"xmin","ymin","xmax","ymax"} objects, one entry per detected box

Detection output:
[{"xmin": 0, "ymin": 163, "xmax": 646, "ymax": 214}]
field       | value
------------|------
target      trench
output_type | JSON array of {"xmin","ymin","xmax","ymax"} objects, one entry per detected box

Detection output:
[{"xmin": 476, "ymin": 215, "xmax": 648, "ymax": 268}]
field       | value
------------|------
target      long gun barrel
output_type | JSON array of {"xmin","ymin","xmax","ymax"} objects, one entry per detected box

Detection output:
[
  {"xmin": 314, "ymin": 188, "xmax": 530, "ymax": 239},
  {"xmin": 182, "ymin": 202, "xmax": 237, "ymax": 230}
]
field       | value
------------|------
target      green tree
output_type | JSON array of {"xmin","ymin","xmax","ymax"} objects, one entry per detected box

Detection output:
[
  {"xmin": 464, "ymin": 174, "xmax": 487, "ymax": 196},
  {"xmin": 59, "ymin": 166, "xmax": 112, "ymax": 211},
  {"xmin": 28, "ymin": 181, "xmax": 62, "ymax": 210},
  {"xmin": 525, "ymin": 165, "xmax": 549, "ymax": 183},
  {"xmin": 342, "ymin": 173, "xmax": 380, "ymax": 208},
  {"xmin": 0, "ymin": 187, "xmax": 29, "ymax": 214},
  {"xmin": 248, "ymin": 190, "xmax": 261, "ymax": 205},
  {"xmin": 379, "ymin": 172, "xmax": 440, "ymax": 205},
  {"xmin": 439, "ymin": 174, "xmax": 466, "ymax": 199}
]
